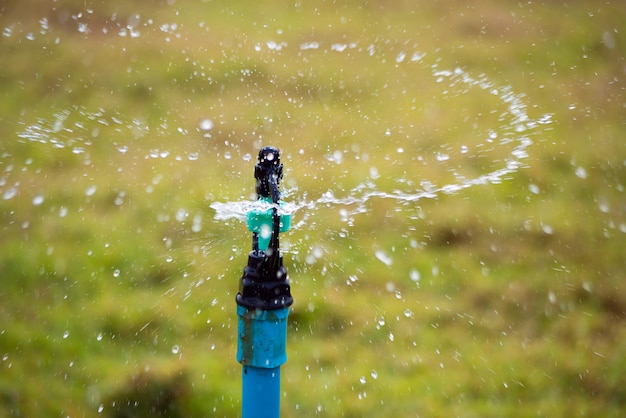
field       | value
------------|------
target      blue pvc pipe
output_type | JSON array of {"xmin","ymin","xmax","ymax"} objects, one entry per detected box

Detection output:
[
  {"xmin": 242, "ymin": 366, "xmax": 281, "ymax": 418},
  {"xmin": 237, "ymin": 306, "xmax": 290, "ymax": 418}
]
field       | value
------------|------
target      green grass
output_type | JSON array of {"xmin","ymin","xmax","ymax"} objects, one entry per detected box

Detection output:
[{"xmin": 1, "ymin": 0, "xmax": 625, "ymax": 416}]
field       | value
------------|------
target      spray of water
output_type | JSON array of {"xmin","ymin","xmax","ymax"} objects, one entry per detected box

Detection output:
[{"xmin": 211, "ymin": 65, "xmax": 553, "ymax": 227}]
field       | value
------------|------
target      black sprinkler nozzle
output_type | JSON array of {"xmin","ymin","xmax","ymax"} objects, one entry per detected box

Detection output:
[
  {"xmin": 255, "ymin": 146, "xmax": 283, "ymax": 202},
  {"xmin": 237, "ymin": 146, "xmax": 293, "ymax": 311}
]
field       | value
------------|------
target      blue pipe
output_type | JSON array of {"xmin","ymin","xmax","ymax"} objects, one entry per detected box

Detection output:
[
  {"xmin": 237, "ymin": 306, "xmax": 290, "ymax": 418},
  {"xmin": 241, "ymin": 366, "xmax": 281, "ymax": 418}
]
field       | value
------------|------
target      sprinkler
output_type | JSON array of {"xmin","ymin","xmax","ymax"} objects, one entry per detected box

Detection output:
[{"xmin": 236, "ymin": 146, "xmax": 292, "ymax": 418}]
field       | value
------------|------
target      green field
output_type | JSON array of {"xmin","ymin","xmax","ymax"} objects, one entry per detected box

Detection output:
[{"xmin": 1, "ymin": 0, "xmax": 625, "ymax": 416}]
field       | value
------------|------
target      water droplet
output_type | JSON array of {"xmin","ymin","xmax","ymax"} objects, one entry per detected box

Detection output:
[
  {"xmin": 460, "ymin": 145, "xmax": 468, "ymax": 154},
  {"xmin": 97, "ymin": 404, "xmax": 104, "ymax": 414},
  {"xmin": 370, "ymin": 370, "xmax": 378, "ymax": 380},
  {"xmin": 2, "ymin": 187, "xmax": 17, "ymax": 200},
  {"xmin": 63, "ymin": 330, "xmax": 69, "ymax": 339},
  {"xmin": 528, "ymin": 184, "xmax": 540, "ymax": 195},
  {"xmin": 541, "ymin": 223, "xmax": 553, "ymax": 234},
  {"xmin": 32, "ymin": 194, "xmax": 44, "ymax": 206},
  {"xmin": 411, "ymin": 51, "xmax": 425, "ymax": 61},
  {"xmin": 375, "ymin": 250, "xmax": 393, "ymax": 266},
  {"xmin": 176, "ymin": 208, "xmax": 188, "ymax": 222},
  {"xmin": 114, "ymin": 191, "xmax": 125, "ymax": 206},
  {"xmin": 267, "ymin": 40, "xmax": 287, "ymax": 51},
  {"xmin": 575, "ymin": 166, "xmax": 587, "ymax": 179},
  {"xmin": 191, "ymin": 214, "xmax": 202, "ymax": 233},
  {"xmin": 538, "ymin": 113, "xmax": 552, "ymax": 124},
  {"xmin": 436, "ymin": 152, "xmax": 449, "ymax": 162},
  {"xmin": 260, "ymin": 224, "xmax": 272, "ymax": 240},
  {"xmin": 171, "ymin": 345, "xmax": 180, "ymax": 354},
  {"xmin": 598, "ymin": 200, "xmax": 610, "ymax": 213},
  {"xmin": 113, "ymin": 269, "xmax": 120, "ymax": 278},
  {"xmin": 548, "ymin": 291, "xmax": 557, "ymax": 304},
  {"xmin": 359, "ymin": 376, "xmax": 366, "ymax": 384},
  {"xmin": 85, "ymin": 185, "xmax": 97, "ymax": 196},
  {"xmin": 96, "ymin": 333, "xmax": 103, "ymax": 341},
  {"xmin": 344, "ymin": 274, "xmax": 359, "ymax": 286},
  {"xmin": 409, "ymin": 269, "xmax": 421, "ymax": 284}
]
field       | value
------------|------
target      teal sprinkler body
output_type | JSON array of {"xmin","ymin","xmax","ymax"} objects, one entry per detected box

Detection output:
[{"xmin": 237, "ymin": 146, "xmax": 292, "ymax": 418}]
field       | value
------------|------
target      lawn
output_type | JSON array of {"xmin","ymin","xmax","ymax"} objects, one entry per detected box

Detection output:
[{"xmin": 1, "ymin": 0, "xmax": 625, "ymax": 416}]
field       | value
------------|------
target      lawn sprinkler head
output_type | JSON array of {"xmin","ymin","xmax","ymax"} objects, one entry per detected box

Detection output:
[{"xmin": 237, "ymin": 146, "xmax": 292, "ymax": 310}]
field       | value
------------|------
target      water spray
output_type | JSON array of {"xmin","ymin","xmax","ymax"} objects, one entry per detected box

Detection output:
[{"xmin": 237, "ymin": 146, "xmax": 292, "ymax": 418}]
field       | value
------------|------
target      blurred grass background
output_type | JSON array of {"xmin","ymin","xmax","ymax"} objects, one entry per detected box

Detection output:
[{"xmin": 1, "ymin": 0, "xmax": 625, "ymax": 416}]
